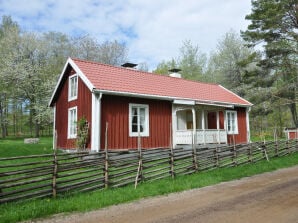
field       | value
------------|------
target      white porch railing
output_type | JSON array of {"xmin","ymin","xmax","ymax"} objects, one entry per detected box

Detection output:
[{"xmin": 175, "ymin": 129, "xmax": 227, "ymax": 145}]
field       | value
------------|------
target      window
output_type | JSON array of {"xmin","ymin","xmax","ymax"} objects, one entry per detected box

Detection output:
[
  {"xmin": 68, "ymin": 107, "xmax": 77, "ymax": 138},
  {"xmin": 129, "ymin": 104, "xmax": 149, "ymax": 137},
  {"xmin": 68, "ymin": 74, "xmax": 78, "ymax": 101},
  {"xmin": 226, "ymin": 110, "xmax": 238, "ymax": 134}
]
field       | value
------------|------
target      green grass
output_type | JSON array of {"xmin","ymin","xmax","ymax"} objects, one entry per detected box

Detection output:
[
  {"xmin": 0, "ymin": 137, "xmax": 53, "ymax": 157},
  {"xmin": 1, "ymin": 152, "xmax": 298, "ymax": 223}
]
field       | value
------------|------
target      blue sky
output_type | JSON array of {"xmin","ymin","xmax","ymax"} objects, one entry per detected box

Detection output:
[{"xmin": 0, "ymin": 0, "xmax": 252, "ymax": 70}]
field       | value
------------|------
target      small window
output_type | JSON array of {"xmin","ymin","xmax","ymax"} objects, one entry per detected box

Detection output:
[
  {"xmin": 226, "ymin": 110, "xmax": 238, "ymax": 134},
  {"xmin": 68, "ymin": 74, "xmax": 78, "ymax": 101},
  {"xmin": 129, "ymin": 104, "xmax": 149, "ymax": 137},
  {"xmin": 68, "ymin": 107, "xmax": 77, "ymax": 138}
]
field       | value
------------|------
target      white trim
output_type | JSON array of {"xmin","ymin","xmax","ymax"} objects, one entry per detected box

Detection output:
[
  {"xmin": 91, "ymin": 93, "xmax": 102, "ymax": 151},
  {"xmin": 129, "ymin": 103, "xmax": 149, "ymax": 137},
  {"xmin": 52, "ymin": 105, "xmax": 56, "ymax": 150},
  {"xmin": 94, "ymin": 89, "xmax": 252, "ymax": 108},
  {"xmin": 172, "ymin": 104, "xmax": 177, "ymax": 148},
  {"xmin": 68, "ymin": 73, "xmax": 78, "ymax": 101},
  {"xmin": 67, "ymin": 106, "xmax": 77, "ymax": 139},
  {"xmin": 173, "ymin": 99, "xmax": 195, "ymax": 105},
  {"xmin": 191, "ymin": 108, "xmax": 196, "ymax": 145},
  {"xmin": 49, "ymin": 58, "xmax": 94, "ymax": 106},
  {"xmin": 69, "ymin": 58, "xmax": 94, "ymax": 91},
  {"xmin": 201, "ymin": 110, "xmax": 206, "ymax": 144},
  {"xmin": 246, "ymin": 107, "xmax": 251, "ymax": 143},
  {"xmin": 226, "ymin": 110, "xmax": 238, "ymax": 134},
  {"xmin": 219, "ymin": 85, "xmax": 253, "ymax": 106}
]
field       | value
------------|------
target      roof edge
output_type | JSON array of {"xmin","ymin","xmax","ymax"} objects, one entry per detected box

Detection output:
[
  {"xmin": 49, "ymin": 58, "xmax": 94, "ymax": 107},
  {"xmin": 93, "ymin": 89, "xmax": 252, "ymax": 107},
  {"xmin": 218, "ymin": 85, "xmax": 253, "ymax": 106}
]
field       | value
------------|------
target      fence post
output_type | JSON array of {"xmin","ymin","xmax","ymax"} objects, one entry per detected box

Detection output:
[
  {"xmin": 262, "ymin": 141, "xmax": 269, "ymax": 161},
  {"xmin": 104, "ymin": 123, "xmax": 109, "ymax": 189},
  {"xmin": 232, "ymin": 142, "xmax": 237, "ymax": 166},
  {"xmin": 286, "ymin": 139, "xmax": 290, "ymax": 154},
  {"xmin": 214, "ymin": 147, "xmax": 219, "ymax": 167},
  {"xmin": 192, "ymin": 131, "xmax": 198, "ymax": 172},
  {"xmin": 248, "ymin": 142, "xmax": 253, "ymax": 163},
  {"xmin": 169, "ymin": 123, "xmax": 175, "ymax": 178},
  {"xmin": 275, "ymin": 139, "xmax": 279, "ymax": 157},
  {"xmin": 135, "ymin": 133, "xmax": 143, "ymax": 188},
  {"xmin": 52, "ymin": 149, "xmax": 58, "ymax": 198}
]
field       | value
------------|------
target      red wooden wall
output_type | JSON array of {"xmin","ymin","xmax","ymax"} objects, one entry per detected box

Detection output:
[
  {"xmin": 101, "ymin": 95, "xmax": 172, "ymax": 150},
  {"xmin": 227, "ymin": 107, "xmax": 248, "ymax": 144},
  {"xmin": 288, "ymin": 131, "xmax": 298, "ymax": 139},
  {"xmin": 54, "ymin": 67, "xmax": 92, "ymax": 150}
]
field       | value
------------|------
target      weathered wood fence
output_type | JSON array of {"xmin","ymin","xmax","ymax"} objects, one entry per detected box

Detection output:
[{"xmin": 0, "ymin": 139, "xmax": 297, "ymax": 204}]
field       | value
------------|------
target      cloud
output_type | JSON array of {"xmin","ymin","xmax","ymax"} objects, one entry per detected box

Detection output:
[{"xmin": 0, "ymin": 0, "xmax": 252, "ymax": 70}]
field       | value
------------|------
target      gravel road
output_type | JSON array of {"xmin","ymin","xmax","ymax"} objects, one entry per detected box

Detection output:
[{"xmin": 32, "ymin": 165, "xmax": 298, "ymax": 223}]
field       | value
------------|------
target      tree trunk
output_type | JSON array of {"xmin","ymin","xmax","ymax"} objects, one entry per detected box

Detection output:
[
  {"xmin": 289, "ymin": 103, "xmax": 298, "ymax": 128},
  {"xmin": 0, "ymin": 94, "xmax": 7, "ymax": 138}
]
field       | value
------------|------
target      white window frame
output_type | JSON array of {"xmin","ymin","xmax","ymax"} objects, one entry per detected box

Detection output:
[
  {"xmin": 68, "ymin": 74, "xmax": 78, "ymax": 101},
  {"xmin": 129, "ymin": 103, "xmax": 149, "ymax": 137},
  {"xmin": 226, "ymin": 110, "xmax": 238, "ymax": 134},
  {"xmin": 68, "ymin": 106, "xmax": 77, "ymax": 139}
]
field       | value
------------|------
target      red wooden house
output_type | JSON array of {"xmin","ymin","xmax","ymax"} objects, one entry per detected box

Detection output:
[
  {"xmin": 49, "ymin": 58, "xmax": 253, "ymax": 151},
  {"xmin": 284, "ymin": 128, "xmax": 298, "ymax": 140}
]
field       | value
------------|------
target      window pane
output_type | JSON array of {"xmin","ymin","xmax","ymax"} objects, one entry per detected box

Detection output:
[{"xmin": 131, "ymin": 108, "xmax": 138, "ymax": 132}]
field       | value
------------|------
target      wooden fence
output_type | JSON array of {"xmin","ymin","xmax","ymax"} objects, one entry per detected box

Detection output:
[{"xmin": 0, "ymin": 139, "xmax": 297, "ymax": 204}]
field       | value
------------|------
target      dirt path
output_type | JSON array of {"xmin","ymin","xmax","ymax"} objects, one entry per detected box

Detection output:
[{"xmin": 34, "ymin": 166, "xmax": 298, "ymax": 223}]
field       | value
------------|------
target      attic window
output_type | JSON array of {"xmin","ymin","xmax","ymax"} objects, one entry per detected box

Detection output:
[{"xmin": 68, "ymin": 74, "xmax": 78, "ymax": 101}]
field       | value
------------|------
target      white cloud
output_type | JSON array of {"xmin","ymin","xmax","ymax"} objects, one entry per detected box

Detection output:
[{"xmin": 0, "ymin": 0, "xmax": 252, "ymax": 69}]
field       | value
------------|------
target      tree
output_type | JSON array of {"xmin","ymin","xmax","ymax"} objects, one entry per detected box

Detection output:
[
  {"xmin": 0, "ymin": 16, "xmax": 21, "ymax": 138},
  {"xmin": 207, "ymin": 30, "xmax": 257, "ymax": 95},
  {"xmin": 154, "ymin": 40, "xmax": 207, "ymax": 81},
  {"xmin": 73, "ymin": 37, "xmax": 128, "ymax": 66},
  {"xmin": 97, "ymin": 40, "xmax": 128, "ymax": 65},
  {"xmin": 242, "ymin": 0, "xmax": 298, "ymax": 127}
]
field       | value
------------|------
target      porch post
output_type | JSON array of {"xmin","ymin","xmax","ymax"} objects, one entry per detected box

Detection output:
[
  {"xmin": 216, "ymin": 111, "xmax": 220, "ymax": 144},
  {"xmin": 201, "ymin": 110, "xmax": 205, "ymax": 144},
  {"xmin": 191, "ymin": 108, "xmax": 196, "ymax": 145}
]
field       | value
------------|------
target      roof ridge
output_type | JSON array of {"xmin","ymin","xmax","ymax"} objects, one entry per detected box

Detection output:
[{"xmin": 71, "ymin": 57, "xmax": 219, "ymax": 87}]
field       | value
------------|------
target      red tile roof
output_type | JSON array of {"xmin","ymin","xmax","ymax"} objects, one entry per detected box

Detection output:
[{"xmin": 71, "ymin": 58, "xmax": 252, "ymax": 106}]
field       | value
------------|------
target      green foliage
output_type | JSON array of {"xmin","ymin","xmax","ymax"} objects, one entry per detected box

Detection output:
[
  {"xmin": 207, "ymin": 30, "xmax": 256, "ymax": 94},
  {"xmin": 1, "ymin": 153, "xmax": 298, "ymax": 223},
  {"xmin": 242, "ymin": 0, "xmax": 298, "ymax": 127},
  {"xmin": 0, "ymin": 15, "xmax": 129, "ymax": 139},
  {"xmin": 153, "ymin": 40, "xmax": 207, "ymax": 81},
  {"xmin": 75, "ymin": 116, "xmax": 89, "ymax": 150}
]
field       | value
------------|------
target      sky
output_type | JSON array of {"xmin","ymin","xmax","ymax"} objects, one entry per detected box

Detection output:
[{"xmin": 0, "ymin": 0, "xmax": 252, "ymax": 70}]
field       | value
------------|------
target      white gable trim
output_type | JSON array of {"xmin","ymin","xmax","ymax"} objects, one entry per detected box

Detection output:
[
  {"xmin": 49, "ymin": 58, "xmax": 94, "ymax": 106},
  {"xmin": 219, "ymin": 85, "xmax": 253, "ymax": 106}
]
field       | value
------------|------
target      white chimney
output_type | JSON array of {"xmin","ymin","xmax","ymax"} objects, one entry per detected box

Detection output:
[{"xmin": 169, "ymin": 68, "xmax": 182, "ymax": 78}]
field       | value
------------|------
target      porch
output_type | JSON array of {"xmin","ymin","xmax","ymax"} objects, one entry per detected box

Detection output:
[
  {"xmin": 172, "ymin": 103, "xmax": 229, "ymax": 147},
  {"xmin": 175, "ymin": 129, "xmax": 227, "ymax": 145}
]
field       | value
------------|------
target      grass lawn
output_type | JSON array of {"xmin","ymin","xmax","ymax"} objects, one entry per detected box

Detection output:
[
  {"xmin": 0, "ymin": 137, "xmax": 53, "ymax": 157},
  {"xmin": 1, "ymin": 152, "xmax": 298, "ymax": 223}
]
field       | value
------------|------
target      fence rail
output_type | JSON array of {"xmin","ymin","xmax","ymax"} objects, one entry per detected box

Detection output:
[{"xmin": 0, "ymin": 139, "xmax": 297, "ymax": 204}]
